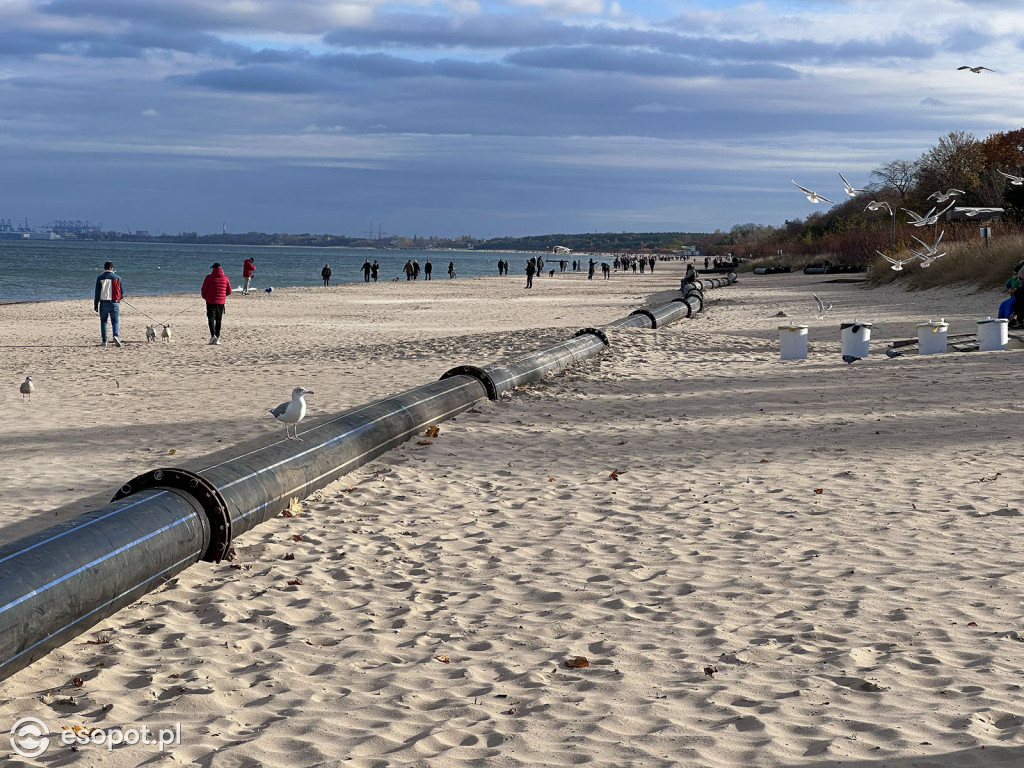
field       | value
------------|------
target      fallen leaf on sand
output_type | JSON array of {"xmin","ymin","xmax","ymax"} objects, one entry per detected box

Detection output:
[
  {"xmin": 72, "ymin": 677, "xmax": 84, "ymax": 688},
  {"xmin": 287, "ymin": 497, "xmax": 302, "ymax": 514},
  {"xmin": 282, "ymin": 553, "xmax": 295, "ymax": 561},
  {"xmin": 287, "ymin": 579, "xmax": 302, "ymax": 586},
  {"xmin": 281, "ymin": 509, "xmax": 295, "ymax": 518},
  {"xmin": 417, "ymin": 440, "xmax": 433, "ymax": 445},
  {"xmin": 609, "ymin": 470, "xmax": 619, "ymax": 481},
  {"xmin": 292, "ymin": 534, "xmax": 303, "ymax": 542},
  {"xmin": 435, "ymin": 654, "xmax": 451, "ymax": 663},
  {"xmin": 224, "ymin": 547, "xmax": 237, "ymax": 562},
  {"xmin": 548, "ymin": 477, "xmax": 556, "ymax": 482},
  {"xmin": 703, "ymin": 666, "xmax": 718, "ymax": 678},
  {"xmin": 425, "ymin": 425, "xmax": 440, "ymax": 438},
  {"xmin": 167, "ymin": 449, "xmax": 177, "ymax": 455},
  {"xmin": 759, "ymin": 459, "xmax": 769, "ymax": 463},
  {"xmin": 170, "ymin": 674, "xmax": 181, "ymax": 679},
  {"xmin": 967, "ymin": 622, "xmax": 978, "ymax": 627},
  {"xmin": 565, "ymin": 656, "xmax": 589, "ymax": 668},
  {"xmin": 813, "ymin": 488, "xmax": 824, "ymax": 494}
]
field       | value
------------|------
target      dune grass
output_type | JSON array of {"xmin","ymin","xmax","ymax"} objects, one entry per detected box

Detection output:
[{"xmin": 867, "ymin": 232, "xmax": 1023, "ymax": 292}]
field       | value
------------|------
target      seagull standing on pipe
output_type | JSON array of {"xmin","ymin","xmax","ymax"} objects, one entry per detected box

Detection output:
[
  {"xmin": 790, "ymin": 180, "xmax": 834, "ymax": 204},
  {"xmin": 270, "ymin": 387, "xmax": 314, "ymax": 440}
]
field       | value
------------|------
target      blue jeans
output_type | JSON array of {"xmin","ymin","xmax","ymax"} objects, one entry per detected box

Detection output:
[{"xmin": 99, "ymin": 301, "xmax": 119, "ymax": 342}]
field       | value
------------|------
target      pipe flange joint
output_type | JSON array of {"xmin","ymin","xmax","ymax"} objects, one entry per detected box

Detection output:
[
  {"xmin": 670, "ymin": 297, "xmax": 694, "ymax": 317},
  {"xmin": 440, "ymin": 365, "xmax": 498, "ymax": 401},
  {"xmin": 629, "ymin": 309, "xmax": 658, "ymax": 329},
  {"xmin": 112, "ymin": 468, "xmax": 232, "ymax": 563},
  {"xmin": 573, "ymin": 327, "xmax": 610, "ymax": 346}
]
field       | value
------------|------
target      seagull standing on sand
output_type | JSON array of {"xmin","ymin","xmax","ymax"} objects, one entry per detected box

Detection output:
[
  {"xmin": 270, "ymin": 387, "xmax": 314, "ymax": 440},
  {"xmin": 19, "ymin": 376, "xmax": 34, "ymax": 400},
  {"xmin": 838, "ymin": 172, "xmax": 869, "ymax": 197},
  {"xmin": 791, "ymin": 180, "xmax": 834, "ymax": 204}
]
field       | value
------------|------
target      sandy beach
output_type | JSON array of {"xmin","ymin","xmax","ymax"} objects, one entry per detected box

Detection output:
[{"xmin": 2, "ymin": 264, "xmax": 1023, "ymax": 767}]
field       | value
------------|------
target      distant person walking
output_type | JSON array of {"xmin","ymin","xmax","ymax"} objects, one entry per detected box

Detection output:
[
  {"xmin": 448, "ymin": 261, "xmax": 456, "ymax": 279},
  {"xmin": 201, "ymin": 262, "xmax": 231, "ymax": 345},
  {"xmin": 648, "ymin": 256, "xmax": 655, "ymax": 273},
  {"xmin": 413, "ymin": 260, "xmax": 420, "ymax": 280},
  {"xmin": 371, "ymin": 260, "xmax": 379, "ymax": 282},
  {"xmin": 602, "ymin": 262, "xmax": 610, "ymax": 279},
  {"xmin": 321, "ymin": 263, "xmax": 332, "ymax": 287},
  {"xmin": 404, "ymin": 260, "xmax": 414, "ymax": 280},
  {"xmin": 588, "ymin": 258, "xmax": 595, "ymax": 280},
  {"xmin": 525, "ymin": 258, "xmax": 536, "ymax": 289},
  {"xmin": 94, "ymin": 260, "xmax": 123, "ymax": 347},
  {"xmin": 424, "ymin": 260, "xmax": 433, "ymax": 280},
  {"xmin": 497, "ymin": 259, "xmax": 504, "ymax": 276},
  {"xmin": 242, "ymin": 257, "xmax": 255, "ymax": 295},
  {"xmin": 361, "ymin": 259, "xmax": 371, "ymax": 282}
]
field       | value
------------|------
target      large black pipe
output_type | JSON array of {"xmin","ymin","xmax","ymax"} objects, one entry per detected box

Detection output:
[{"xmin": 0, "ymin": 286, "xmax": 733, "ymax": 681}]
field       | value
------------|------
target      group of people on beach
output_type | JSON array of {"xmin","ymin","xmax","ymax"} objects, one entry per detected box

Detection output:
[
  {"xmin": 400, "ymin": 259, "xmax": 456, "ymax": 281},
  {"xmin": 92, "ymin": 251, "xmax": 686, "ymax": 344}
]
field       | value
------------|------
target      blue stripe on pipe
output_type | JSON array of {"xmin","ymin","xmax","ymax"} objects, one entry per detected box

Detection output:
[
  {"xmin": 0, "ymin": 550, "xmax": 200, "ymax": 674},
  {"xmin": 0, "ymin": 492, "xmax": 167, "ymax": 568},
  {"xmin": 0, "ymin": 516, "xmax": 197, "ymax": 616}
]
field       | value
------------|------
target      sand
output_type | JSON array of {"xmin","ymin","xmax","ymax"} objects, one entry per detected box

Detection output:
[{"xmin": 2, "ymin": 265, "xmax": 1023, "ymax": 767}]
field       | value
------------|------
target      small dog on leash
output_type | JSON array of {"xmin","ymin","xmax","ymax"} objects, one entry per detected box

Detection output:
[
  {"xmin": 145, "ymin": 325, "xmax": 157, "ymax": 343},
  {"xmin": 161, "ymin": 324, "xmax": 172, "ymax": 342}
]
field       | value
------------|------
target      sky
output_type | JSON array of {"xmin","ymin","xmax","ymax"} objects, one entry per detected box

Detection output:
[{"xmin": 2, "ymin": 0, "xmax": 1024, "ymax": 238}]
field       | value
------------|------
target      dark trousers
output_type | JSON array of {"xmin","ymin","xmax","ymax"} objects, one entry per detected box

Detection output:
[{"xmin": 206, "ymin": 303, "xmax": 225, "ymax": 337}]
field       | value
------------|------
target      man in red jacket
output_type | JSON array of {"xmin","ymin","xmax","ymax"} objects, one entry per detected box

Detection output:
[
  {"xmin": 201, "ymin": 262, "xmax": 232, "ymax": 345},
  {"xmin": 242, "ymin": 257, "xmax": 255, "ymax": 295}
]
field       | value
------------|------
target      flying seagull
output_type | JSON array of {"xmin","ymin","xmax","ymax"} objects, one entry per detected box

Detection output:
[
  {"xmin": 19, "ymin": 376, "xmax": 34, "ymax": 400},
  {"xmin": 838, "ymin": 172, "xmax": 869, "ymax": 197},
  {"xmin": 791, "ymin": 179, "xmax": 834, "ymax": 204},
  {"xmin": 812, "ymin": 293, "xmax": 832, "ymax": 319},
  {"xmin": 270, "ymin": 386, "xmax": 314, "ymax": 440},
  {"xmin": 876, "ymin": 250, "xmax": 917, "ymax": 271},
  {"xmin": 957, "ymin": 66, "xmax": 994, "ymax": 73},
  {"xmin": 928, "ymin": 188, "xmax": 964, "ymax": 203},
  {"xmin": 965, "ymin": 207, "xmax": 1004, "ymax": 217},
  {"xmin": 911, "ymin": 230, "xmax": 944, "ymax": 255},
  {"xmin": 902, "ymin": 206, "xmax": 936, "ymax": 224},
  {"xmin": 997, "ymin": 169, "xmax": 1024, "ymax": 185}
]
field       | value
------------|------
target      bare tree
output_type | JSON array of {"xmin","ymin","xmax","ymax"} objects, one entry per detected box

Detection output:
[{"xmin": 870, "ymin": 159, "xmax": 918, "ymax": 200}]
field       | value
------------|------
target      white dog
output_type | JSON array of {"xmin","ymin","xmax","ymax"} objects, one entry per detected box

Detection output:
[
  {"xmin": 145, "ymin": 325, "xmax": 157, "ymax": 343},
  {"xmin": 161, "ymin": 324, "xmax": 172, "ymax": 342}
]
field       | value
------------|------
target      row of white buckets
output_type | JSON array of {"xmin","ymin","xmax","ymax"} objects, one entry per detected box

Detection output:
[{"xmin": 778, "ymin": 318, "xmax": 1010, "ymax": 360}]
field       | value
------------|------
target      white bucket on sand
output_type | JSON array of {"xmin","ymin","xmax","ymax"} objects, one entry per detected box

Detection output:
[
  {"xmin": 778, "ymin": 324, "xmax": 808, "ymax": 360},
  {"xmin": 916, "ymin": 319, "xmax": 948, "ymax": 355},
  {"xmin": 977, "ymin": 317, "xmax": 1008, "ymax": 352},
  {"xmin": 840, "ymin": 321, "xmax": 872, "ymax": 359}
]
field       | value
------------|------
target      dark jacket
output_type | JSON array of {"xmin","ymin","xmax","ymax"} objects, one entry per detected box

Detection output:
[{"xmin": 201, "ymin": 266, "xmax": 232, "ymax": 305}]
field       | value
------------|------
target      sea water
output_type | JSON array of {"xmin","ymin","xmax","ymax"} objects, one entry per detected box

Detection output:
[{"xmin": 0, "ymin": 240, "xmax": 538, "ymax": 303}]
